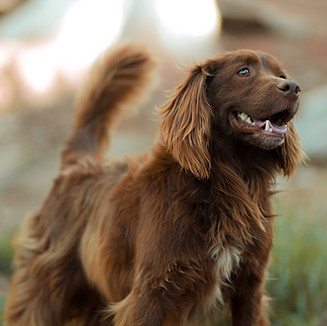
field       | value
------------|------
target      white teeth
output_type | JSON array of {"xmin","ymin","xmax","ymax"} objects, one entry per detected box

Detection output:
[
  {"xmin": 238, "ymin": 112, "xmax": 254, "ymax": 125},
  {"xmin": 264, "ymin": 120, "xmax": 273, "ymax": 132},
  {"xmin": 238, "ymin": 112, "xmax": 248, "ymax": 121}
]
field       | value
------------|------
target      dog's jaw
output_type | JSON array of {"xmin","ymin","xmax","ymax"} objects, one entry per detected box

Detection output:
[
  {"xmin": 227, "ymin": 97, "xmax": 299, "ymax": 150},
  {"xmin": 228, "ymin": 112, "xmax": 285, "ymax": 149}
]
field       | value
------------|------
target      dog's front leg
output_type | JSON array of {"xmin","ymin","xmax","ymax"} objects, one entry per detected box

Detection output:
[
  {"xmin": 231, "ymin": 276, "xmax": 270, "ymax": 326},
  {"xmin": 110, "ymin": 257, "xmax": 208, "ymax": 326},
  {"xmin": 111, "ymin": 288, "xmax": 187, "ymax": 326},
  {"xmin": 230, "ymin": 253, "xmax": 271, "ymax": 326}
]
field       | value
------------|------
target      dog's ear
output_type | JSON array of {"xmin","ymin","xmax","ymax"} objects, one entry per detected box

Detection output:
[
  {"xmin": 159, "ymin": 65, "xmax": 213, "ymax": 179},
  {"xmin": 277, "ymin": 121, "xmax": 305, "ymax": 176}
]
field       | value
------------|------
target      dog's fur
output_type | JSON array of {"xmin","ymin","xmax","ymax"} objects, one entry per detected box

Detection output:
[{"xmin": 5, "ymin": 45, "xmax": 303, "ymax": 326}]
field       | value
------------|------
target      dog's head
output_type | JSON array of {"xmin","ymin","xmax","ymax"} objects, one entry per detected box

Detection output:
[{"xmin": 159, "ymin": 50, "xmax": 303, "ymax": 179}]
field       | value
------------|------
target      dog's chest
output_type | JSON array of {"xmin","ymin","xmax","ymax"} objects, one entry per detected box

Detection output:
[{"xmin": 208, "ymin": 244, "xmax": 243, "ymax": 307}]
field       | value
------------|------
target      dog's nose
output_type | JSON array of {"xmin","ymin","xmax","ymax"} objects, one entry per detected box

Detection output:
[{"xmin": 277, "ymin": 80, "xmax": 301, "ymax": 101}]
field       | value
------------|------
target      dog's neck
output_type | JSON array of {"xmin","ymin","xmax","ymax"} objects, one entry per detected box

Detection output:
[
  {"xmin": 210, "ymin": 138, "xmax": 279, "ymax": 185},
  {"xmin": 151, "ymin": 143, "xmax": 273, "ymax": 245},
  {"xmin": 153, "ymin": 142, "xmax": 278, "ymax": 197}
]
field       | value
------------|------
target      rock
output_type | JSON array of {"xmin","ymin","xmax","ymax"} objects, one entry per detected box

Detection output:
[
  {"xmin": 0, "ymin": 0, "xmax": 71, "ymax": 38},
  {"xmin": 219, "ymin": 0, "xmax": 308, "ymax": 38},
  {"xmin": 295, "ymin": 85, "xmax": 327, "ymax": 164}
]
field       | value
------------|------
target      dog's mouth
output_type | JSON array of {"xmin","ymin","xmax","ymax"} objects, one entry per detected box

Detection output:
[
  {"xmin": 229, "ymin": 110, "xmax": 289, "ymax": 136},
  {"xmin": 228, "ymin": 108, "xmax": 295, "ymax": 148}
]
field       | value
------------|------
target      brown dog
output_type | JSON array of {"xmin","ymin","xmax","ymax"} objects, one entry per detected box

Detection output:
[{"xmin": 5, "ymin": 45, "xmax": 303, "ymax": 325}]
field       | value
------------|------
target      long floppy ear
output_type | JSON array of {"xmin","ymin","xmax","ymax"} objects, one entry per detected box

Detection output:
[
  {"xmin": 159, "ymin": 65, "xmax": 213, "ymax": 179},
  {"xmin": 277, "ymin": 121, "xmax": 306, "ymax": 176}
]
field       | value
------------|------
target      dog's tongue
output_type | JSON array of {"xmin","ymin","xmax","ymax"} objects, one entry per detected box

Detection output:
[{"xmin": 253, "ymin": 118, "xmax": 287, "ymax": 135}]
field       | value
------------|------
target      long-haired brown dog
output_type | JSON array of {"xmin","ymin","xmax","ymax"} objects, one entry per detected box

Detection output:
[{"xmin": 5, "ymin": 45, "xmax": 303, "ymax": 325}]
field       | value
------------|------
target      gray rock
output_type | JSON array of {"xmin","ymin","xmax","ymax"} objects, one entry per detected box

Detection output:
[
  {"xmin": 0, "ymin": 0, "xmax": 72, "ymax": 38},
  {"xmin": 295, "ymin": 85, "xmax": 327, "ymax": 164}
]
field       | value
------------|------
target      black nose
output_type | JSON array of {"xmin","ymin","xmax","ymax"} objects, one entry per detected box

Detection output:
[{"xmin": 277, "ymin": 80, "xmax": 301, "ymax": 101}]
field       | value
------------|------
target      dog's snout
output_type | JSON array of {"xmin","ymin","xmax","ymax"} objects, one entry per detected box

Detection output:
[{"xmin": 277, "ymin": 80, "xmax": 301, "ymax": 101}]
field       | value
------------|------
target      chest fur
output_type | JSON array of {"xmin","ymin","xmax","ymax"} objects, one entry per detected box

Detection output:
[{"xmin": 209, "ymin": 244, "xmax": 243, "ymax": 306}]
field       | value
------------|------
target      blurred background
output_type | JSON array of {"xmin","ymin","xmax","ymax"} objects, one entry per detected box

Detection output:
[{"xmin": 0, "ymin": 0, "xmax": 326, "ymax": 325}]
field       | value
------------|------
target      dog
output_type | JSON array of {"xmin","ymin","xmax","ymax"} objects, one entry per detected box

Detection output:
[{"xmin": 5, "ymin": 45, "xmax": 303, "ymax": 325}]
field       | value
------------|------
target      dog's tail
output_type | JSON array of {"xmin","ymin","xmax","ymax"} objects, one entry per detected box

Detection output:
[{"xmin": 61, "ymin": 45, "xmax": 155, "ymax": 168}]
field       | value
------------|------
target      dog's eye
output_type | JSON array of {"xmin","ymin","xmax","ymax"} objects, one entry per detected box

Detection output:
[
  {"xmin": 238, "ymin": 68, "xmax": 250, "ymax": 77},
  {"xmin": 279, "ymin": 74, "xmax": 286, "ymax": 79}
]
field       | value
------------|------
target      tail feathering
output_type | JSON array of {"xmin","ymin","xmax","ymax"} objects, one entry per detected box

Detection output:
[{"xmin": 61, "ymin": 44, "xmax": 156, "ymax": 168}]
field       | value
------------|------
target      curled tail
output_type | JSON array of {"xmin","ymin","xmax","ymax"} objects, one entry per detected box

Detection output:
[{"xmin": 61, "ymin": 44, "xmax": 156, "ymax": 168}]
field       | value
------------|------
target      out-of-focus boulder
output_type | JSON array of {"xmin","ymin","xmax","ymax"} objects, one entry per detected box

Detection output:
[{"xmin": 295, "ymin": 85, "xmax": 327, "ymax": 164}]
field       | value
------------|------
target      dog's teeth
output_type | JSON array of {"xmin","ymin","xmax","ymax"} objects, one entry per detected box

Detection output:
[
  {"xmin": 238, "ymin": 112, "xmax": 253, "ymax": 124},
  {"xmin": 265, "ymin": 120, "xmax": 270, "ymax": 131},
  {"xmin": 269, "ymin": 128, "xmax": 273, "ymax": 132},
  {"xmin": 238, "ymin": 112, "xmax": 248, "ymax": 121}
]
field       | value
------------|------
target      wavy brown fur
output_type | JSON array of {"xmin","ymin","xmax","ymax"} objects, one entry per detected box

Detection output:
[
  {"xmin": 5, "ymin": 46, "xmax": 303, "ymax": 326},
  {"xmin": 62, "ymin": 44, "xmax": 156, "ymax": 166}
]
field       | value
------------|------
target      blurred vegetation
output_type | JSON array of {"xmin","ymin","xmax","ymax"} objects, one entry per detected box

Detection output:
[
  {"xmin": 268, "ymin": 194, "xmax": 327, "ymax": 326},
  {"xmin": 0, "ymin": 175, "xmax": 326, "ymax": 326},
  {"xmin": 0, "ymin": 294, "xmax": 6, "ymax": 326},
  {"xmin": 0, "ymin": 233, "xmax": 14, "ymax": 326},
  {"xmin": 0, "ymin": 235, "xmax": 14, "ymax": 275}
]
